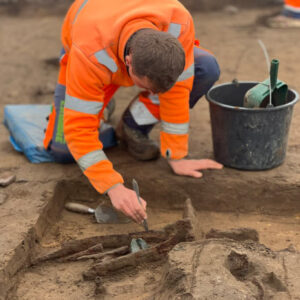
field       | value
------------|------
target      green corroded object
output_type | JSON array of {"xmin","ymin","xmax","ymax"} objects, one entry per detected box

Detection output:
[
  {"xmin": 130, "ymin": 238, "xmax": 149, "ymax": 253},
  {"xmin": 244, "ymin": 59, "xmax": 288, "ymax": 108}
]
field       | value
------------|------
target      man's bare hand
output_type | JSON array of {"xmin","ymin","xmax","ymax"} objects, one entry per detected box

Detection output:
[
  {"xmin": 107, "ymin": 184, "xmax": 147, "ymax": 224},
  {"xmin": 168, "ymin": 159, "xmax": 223, "ymax": 178}
]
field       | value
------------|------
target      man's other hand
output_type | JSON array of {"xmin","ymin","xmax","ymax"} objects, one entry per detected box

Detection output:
[
  {"xmin": 168, "ymin": 159, "xmax": 223, "ymax": 178},
  {"xmin": 107, "ymin": 184, "xmax": 147, "ymax": 224}
]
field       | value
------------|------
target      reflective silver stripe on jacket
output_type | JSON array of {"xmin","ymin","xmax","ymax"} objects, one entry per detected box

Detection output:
[
  {"xmin": 60, "ymin": 54, "xmax": 65, "ymax": 62},
  {"xmin": 284, "ymin": 4, "xmax": 300, "ymax": 12},
  {"xmin": 161, "ymin": 121, "xmax": 189, "ymax": 135},
  {"xmin": 78, "ymin": 149, "xmax": 108, "ymax": 172},
  {"xmin": 65, "ymin": 94, "xmax": 103, "ymax": 114},
  {"xmin": 130, "ymin": 100, "xmax": 158, "ymax": 125},
  {"xmin": 168, "ymin": 23, "xmax": 181, "ymax": 38},
  {"xmin": 149, "ymin": 94, "xmax": 160, "ymax": 105},
  {"xmin": 73, "ymin": 0, "xmax": 89, "ymax": 24},
  {"xmin": 94, "ymin": 49, "xmax": 118, "ymax": 73},
  {"xmin": 177, "ymin": 64, "xmax": 195, "ymax": 82}
]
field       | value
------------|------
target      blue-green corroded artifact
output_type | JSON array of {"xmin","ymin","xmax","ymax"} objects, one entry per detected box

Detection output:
[
  {"xmin": 244, "ymin": 59, "xmax": 288, "ymax": 108},
  {"xmin": 130, "ymin": 238, "xmax": 149, "ymax": 253}
]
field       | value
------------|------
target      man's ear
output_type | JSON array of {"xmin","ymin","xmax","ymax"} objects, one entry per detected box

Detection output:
[{"xmin": 125, "ymin": 54, "xmax": 132, "ymax": 67}]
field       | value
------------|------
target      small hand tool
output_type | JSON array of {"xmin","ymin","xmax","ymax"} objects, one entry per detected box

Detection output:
[
  {"xmin": 65, "ymin": 202, "xmax": 130, "ymax": 224},
  {"xmin": 132, "ymin": 178, "xmax": 149, "ymax": 231}
]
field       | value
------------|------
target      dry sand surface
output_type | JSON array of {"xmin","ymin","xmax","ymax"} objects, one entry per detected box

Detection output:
[{"xmin": 0, "ymin": 3, "xmax": 300, "ymax": 299}]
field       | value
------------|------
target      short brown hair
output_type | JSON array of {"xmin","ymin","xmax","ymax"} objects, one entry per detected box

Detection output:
[{"xmin": 129, "ymin": 29, "xmax": 185, "ymax": 93}]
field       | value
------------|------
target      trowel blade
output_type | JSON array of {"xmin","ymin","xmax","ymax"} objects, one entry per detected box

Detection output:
[{"xmin": 94, "ymin": 205, "xmax": 131, "ymax": 224}]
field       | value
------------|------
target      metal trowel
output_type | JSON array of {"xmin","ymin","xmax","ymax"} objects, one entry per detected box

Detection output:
[
  {"xmin": 132, "ymin": 179, "xmax": 149, "ymax": 232},
  {"xmin": 65, "ymin": 202, "xmax": 131, "ymax": 224}
]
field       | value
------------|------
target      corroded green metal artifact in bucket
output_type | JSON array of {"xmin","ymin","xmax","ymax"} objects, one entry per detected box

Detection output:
[{"xmin": 244, "ymin": 59, "xmax": 288, "ymax": 108}]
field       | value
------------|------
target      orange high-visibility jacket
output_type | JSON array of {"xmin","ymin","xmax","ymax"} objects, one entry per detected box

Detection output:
[
  {"xmin": 285, "ymin": 0, "xmax": 300, "ymax": 8},
  {"xmin": 57, "ymin": 0, "xmax": 195, "ymax": 194}
]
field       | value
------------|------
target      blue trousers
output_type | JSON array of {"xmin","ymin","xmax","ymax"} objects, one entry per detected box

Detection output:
[{"xmin": 48, "ymin": 46, "xmax": 220, "ymax": 162}]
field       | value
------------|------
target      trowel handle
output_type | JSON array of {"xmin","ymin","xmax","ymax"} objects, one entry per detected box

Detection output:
[
  {"xmin": 65, "ymin": 202, "xmax": 95, "ymax": 214},
  {"xmin": 270, "ymin": 59, "xmax": 279, "ymax": 91}
]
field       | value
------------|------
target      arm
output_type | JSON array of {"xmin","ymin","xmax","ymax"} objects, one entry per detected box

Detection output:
[{"xmin": 64, "ymin": 46, "xmax": 146, "ymax": 223}]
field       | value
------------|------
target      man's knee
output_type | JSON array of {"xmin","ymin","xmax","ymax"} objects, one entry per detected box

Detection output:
[
  {"xmin": 49, "ymin": 143, "xmax": 74, "ymax": 164},
  {"xmin": 194, "ymin": 52, "xmax": 220, "ymax": 85},
  {"xmin": 189, "ymin": 49, "xmax": 220, "ymax": 108}
]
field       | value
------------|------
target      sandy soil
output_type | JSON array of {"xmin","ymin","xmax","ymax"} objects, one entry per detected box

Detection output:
[{"xmin": 1, "ymin": 3, "xmax": 300, "ymax": 300}]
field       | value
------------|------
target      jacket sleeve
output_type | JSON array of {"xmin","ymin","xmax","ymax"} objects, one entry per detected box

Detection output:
[
  {"xmin": 64, "ymin": 45, "xmax": 124, "ymax": 193},
  {"xmin": 159, "ymin": 17, "xmax": 195, "ymax": 160}
]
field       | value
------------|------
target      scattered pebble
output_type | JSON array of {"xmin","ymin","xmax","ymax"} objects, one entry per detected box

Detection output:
[
  {"xmin": 0, "ymin": 174, "xmax": 16, "ymax": 187},
  {"xmin": 224, "ymin": 5, "xmax": 239, "ymax": 15}
]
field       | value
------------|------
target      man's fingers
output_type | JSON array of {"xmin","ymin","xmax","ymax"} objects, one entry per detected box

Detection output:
[
  {"xmin": 133, "ymin": 212, "xmax": 142, "ymax": 223},
  {"xmin": 136, "ymin": 203, "xmax": 147, "ymax": 221},
  {"xmin": 125, "ymin": 207, "xmax": 141, "ymax": 223},
  {"xmin": 118, "ymin": 201, "xmax": 141, "ymax": 223},
  {"xmin": 194, "ymin": 159, "xmax": 223, "ymax": 170},
  {"xmin": 134, "ymin": 207, "xmax": 146, "ymax": 223},
  {"xmin": 121, "ymin": 205, "xmax": 137, "ymax": 222},
  {"xmin": 130, "ymin": 197, "xmax": 147, "ymax": 223},
  {"xmin": 189, "ymin": 170, "xmax": 203, "ymax": 178},
  {"xmin": 108, "ymin": 185, "xmax": 148, "ymax": 224},
  {"xmin": 141, "ymin": 198, "xmax": 147, "ymax": 210}
]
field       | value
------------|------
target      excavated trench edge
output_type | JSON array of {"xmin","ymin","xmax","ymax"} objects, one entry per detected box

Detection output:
[{"xmin": 0, "ymin": 181, "xmax": 68, "ymax": 300}]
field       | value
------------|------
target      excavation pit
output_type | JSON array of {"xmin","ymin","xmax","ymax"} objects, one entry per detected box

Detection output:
[{"xmin": 2, "ymin": 180, "xmax": 300, "ymax": 299}]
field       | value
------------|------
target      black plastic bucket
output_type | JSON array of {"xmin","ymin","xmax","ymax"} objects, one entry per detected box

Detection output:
[{"xmin": 206, "ymin": 81, "xmax": 299, "ymax": 170}]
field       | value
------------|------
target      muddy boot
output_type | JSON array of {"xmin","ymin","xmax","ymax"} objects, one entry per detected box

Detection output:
[{"xmin": 116, "ymin": 121, "xmax": 160, "ymax": 161}]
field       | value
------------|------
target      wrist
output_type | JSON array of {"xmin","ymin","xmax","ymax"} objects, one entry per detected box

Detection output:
[
  {"xmin": 106, "ymin": 183, "xmax": 123, "ymax": 197},
  {"xmin": 167, "ymin": 157, "xmax": 186, "ymax": 166},
  {"xmin": 165, "ymin": 154, "xmax": 189, "ymax": 162}
]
